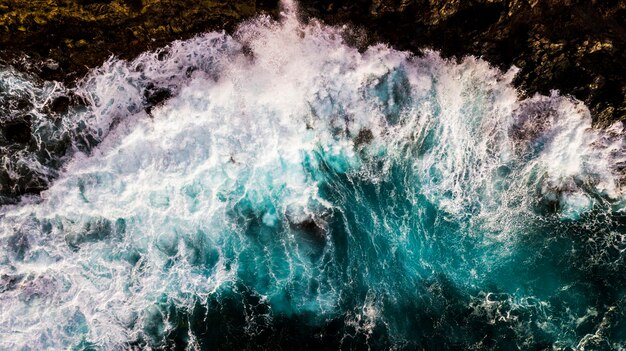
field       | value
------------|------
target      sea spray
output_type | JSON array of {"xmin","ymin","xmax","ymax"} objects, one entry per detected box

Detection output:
[{"xmin": 0, "ymin": 1, "xmax": 625, "ymax": 349}]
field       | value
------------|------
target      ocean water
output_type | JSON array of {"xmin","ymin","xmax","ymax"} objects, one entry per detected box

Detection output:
[{"xmin": 1, "ymin": 1, "xmax": 625, "ymax": 349}]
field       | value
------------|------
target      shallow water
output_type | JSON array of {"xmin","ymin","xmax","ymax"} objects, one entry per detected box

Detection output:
[{"xmin": 0, "ymin": 2, "xmax": 625, "ymax": 350}]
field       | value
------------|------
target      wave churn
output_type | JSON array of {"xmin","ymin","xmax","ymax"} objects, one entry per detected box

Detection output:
[{"xmin": 1, "ymin": 1, "xmax": 625, "ymax": 349}]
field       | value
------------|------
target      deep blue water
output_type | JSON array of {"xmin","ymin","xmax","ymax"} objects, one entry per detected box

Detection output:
[{"xmin": 0, "ymin": 3, "xmax": 625, "ymax": 350}]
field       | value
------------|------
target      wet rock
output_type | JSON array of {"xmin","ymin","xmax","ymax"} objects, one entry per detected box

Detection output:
[
  {"xmin": 49, "ymin": 95, "xmax": 71, "ymax": 114},
  {"xmin": 144, "ymin": 84, "xmax": 172, "ymax": 114},
  {"xmin": 0, "ymin": 0, "xmax": 623, "ymax": 127},
  {"xmin": 0, "ymin": 0, "xmax": 280, "ymax": 83},
  {"xmin": 299, "ymin": 0, "xmax": 626, "ymax": 126},
  {"xmin": 2, "ymin": 116, "xmax": 32, "ymax": 144},
  {"xmin": 354, "ymin": 128, "xmax": 374, "ymax": 146},
  {"xmin": 124, "ymin": 0, "xmax": 143, "ymax": 12}
]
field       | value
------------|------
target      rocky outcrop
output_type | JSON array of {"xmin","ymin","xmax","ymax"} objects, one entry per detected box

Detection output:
[
  {"xmin": 300, "ymin": 0, "xmax": 626, "ymax": 126},
  {"xmin": 0, "ymin": 0, "xmax": 279, "ymax": 82},
  {"xmin": 0, "ymin": 0, "xmax": 624, "ymax": 122}
]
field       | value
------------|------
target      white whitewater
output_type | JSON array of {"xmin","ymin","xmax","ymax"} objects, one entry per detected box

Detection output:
[{"xmin": 0, "ymin": 1, "xmax": 624, "ymax": 349}]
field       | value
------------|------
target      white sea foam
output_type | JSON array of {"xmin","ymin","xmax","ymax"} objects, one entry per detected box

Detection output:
[{"xmin": 0, "ymin": 1, "xmax": 624, "ymax": 349}]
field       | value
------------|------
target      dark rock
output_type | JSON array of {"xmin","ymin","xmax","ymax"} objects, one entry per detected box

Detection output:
[
  {"xmin": 2, "ymin": 116, "xmax": 32, "ymax": 144},
  {"xmin": 124, "ymin": 0, "xmax": 143, "ymax": 12},
  {"xmin": 299, "ymin": 0, "xmax": 626, "ymax": 126},
  {"xmin": 49, "ymin": 95, "xmax": 71, "ymax": 114},
  {"xmin": 0, "ymin": 0, "xmax": 280, "ymax": 83},
  {"xmin": 0, "ymin": 0, "xmax": 623, "ymax": 127},
  {"xmin": 144, "ymin": 84, "xmax": 172, "ymax": 115},
  {"xmin": 355, "ymin": 128, "xmax": 374, "ymax": 146}
]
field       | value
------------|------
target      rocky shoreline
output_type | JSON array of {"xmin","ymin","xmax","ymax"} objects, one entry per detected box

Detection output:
[
  {"xmin": 2, "ymin": 0, "xmax": 624, "ymax": 202},
  {"xmin": 0, "ymin": 0, "xmax": 279, "ymax": 82},
  {"xmin": 1, "ymin": 0, "xmax": 624, "ymax": 126},
  {"xmin": 299, "ymin": 0, "xmax": 625, "ymax": 127}
]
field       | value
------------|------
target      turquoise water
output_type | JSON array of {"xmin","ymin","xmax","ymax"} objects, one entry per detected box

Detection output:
[{"xmin": 0, "ymin": 3, "xmax": 625, "ymax": 350}]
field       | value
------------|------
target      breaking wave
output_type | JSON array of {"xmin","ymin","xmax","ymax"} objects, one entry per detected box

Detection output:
[{"xmin": 1, "ymin": 1, "xmax": 625, "ymax": 349}]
